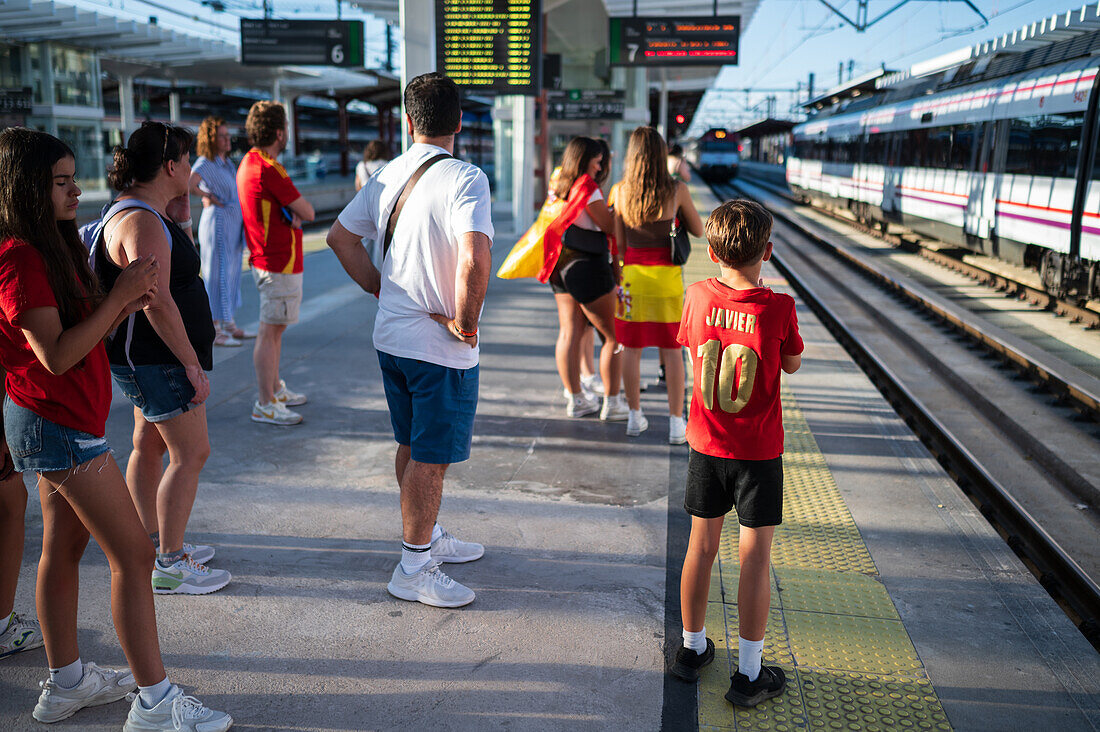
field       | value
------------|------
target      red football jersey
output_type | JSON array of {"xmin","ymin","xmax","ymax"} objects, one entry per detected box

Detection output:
[
  {"xmin": 677, "ymin": 278, "xmax": 804, "ymax": 460},
  {"xmin": 237, "ymin": 148, "xmax": 304, "ymax": 274}
]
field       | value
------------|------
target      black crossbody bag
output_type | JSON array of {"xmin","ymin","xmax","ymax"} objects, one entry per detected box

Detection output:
[{"xmin": 669, "ymin": 208, "xmax": 691, "ymax": 265}]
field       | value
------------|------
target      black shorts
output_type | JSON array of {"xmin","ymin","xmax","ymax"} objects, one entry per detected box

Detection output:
[
  {"xmin": 685, "ymin": 448, "xmax": 783, "ymax": 527},
  {"xmin": 549, "ymin": 246, "xmax": 615, "ymax": 304}
]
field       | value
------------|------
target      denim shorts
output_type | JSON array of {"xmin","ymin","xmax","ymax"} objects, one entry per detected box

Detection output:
[
  {"xmin": 377, "ymin": 351, "xmax": 479, "ymax": 465},
  {"xmin": 3, "ymin": 396, "xmax": 111, "ymax": 474},
  {"xmin": 110, "ymin": 364, "xmax": 196, "ymax": 423}
]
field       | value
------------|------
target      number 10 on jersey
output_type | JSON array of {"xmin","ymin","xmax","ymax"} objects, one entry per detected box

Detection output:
[{"xmin": 697, "ymin": 339, "xmax": 759, "ymax": 413}]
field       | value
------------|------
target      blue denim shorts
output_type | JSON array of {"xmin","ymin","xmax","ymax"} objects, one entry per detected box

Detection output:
[
  {"xmin": 110, "ymin": 364, "xmax": 196, "ymax": 423},
  {"xmin": 377, "ymin": 351, "xmax": 479, "ymax": 465},
  {"xmin": 3, "ymin": 396, "xmax": 111, "ymax": 474}
]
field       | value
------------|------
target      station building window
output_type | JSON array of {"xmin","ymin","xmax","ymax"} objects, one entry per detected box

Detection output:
[
  {"xmin": 0, "ymin": 44, "xmax": 24, "ymax": 89},
  {"xmin": 1005, "ymin": 112, "xmax": 1082, "ymax": 178},
  {"xmin": 51, "ymin": 46, "xmax": 98, "ymax": 108}
]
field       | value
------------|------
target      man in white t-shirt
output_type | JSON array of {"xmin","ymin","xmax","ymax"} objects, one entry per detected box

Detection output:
[{"xmin": 326, "ymin": 73, "xmax": 493, "ymax": 608}]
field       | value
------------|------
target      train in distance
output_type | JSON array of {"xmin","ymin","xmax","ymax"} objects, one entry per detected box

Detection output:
[
  {"xmin": 683, "ymin": 128, "xmax": 742, "ymax": 183},
  {"xmin": 785, "ymin": 22, "xmax": 1100, "ymax": 303}
]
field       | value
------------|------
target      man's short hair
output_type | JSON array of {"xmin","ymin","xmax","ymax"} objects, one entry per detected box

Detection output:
[
  {"xmin": 706, "ymin": 199, "xmax": 773, "ymax": 267},
  {"xmin": 245, "ymin": 101, "xmax": 287, "ymax": 148},
  {"xmin": 404, "ymin": 73, "xmax": 461, "ymax": 138}
]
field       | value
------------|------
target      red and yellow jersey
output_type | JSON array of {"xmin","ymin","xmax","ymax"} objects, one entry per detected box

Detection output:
[
  {"xmin": 677, "ymin": 278, "xmax": 804, "ymax": 460},
  {"xmin": 236, "ymin": 148, "xmax": 304, "ymax": 274}
]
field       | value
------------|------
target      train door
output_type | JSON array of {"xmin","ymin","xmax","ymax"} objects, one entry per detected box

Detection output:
[{"xmin": 964, "ymin": 120, "xmax": 996, "ymax": 243}]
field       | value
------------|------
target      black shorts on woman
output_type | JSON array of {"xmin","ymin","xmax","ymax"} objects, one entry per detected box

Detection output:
[{"xmin": 548, "ymin": 226, "xmax": 615, "ymax": 304}]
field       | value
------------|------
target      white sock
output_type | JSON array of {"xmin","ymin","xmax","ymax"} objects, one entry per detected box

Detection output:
[
  {"xmin": 400, "ymin": 541, "xmax": 432, "ymax": 574},
  {"xmin": 50, "ymin": 658, "xmax": 83, "ymax": 689},
  {"xmin": 682, "ymin": 627, "xmax": 707, "ymax": 654},
  {"xmin": 737, "ymin": 636, "xmax": 764, "ymax": 682},
  {"xmin": 430, "ymin": 523, "xmax": 443, "ymax": 543},
  {"xmin": 1, "ymin": 611, "xmax": 12, "ymax": 634},
  {"xmin": 138, "ymin": 676, "xmax": 172, "ymax": 708}
]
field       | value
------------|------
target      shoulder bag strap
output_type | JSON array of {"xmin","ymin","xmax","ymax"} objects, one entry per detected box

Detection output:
[{"xmin": 383, "ymin": 152, "xmax": 451, "ymax": 259}]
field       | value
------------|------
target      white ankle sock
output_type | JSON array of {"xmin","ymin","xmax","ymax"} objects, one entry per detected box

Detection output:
[
  {"xmin": 50, "ymin": 658, "xmax": 83, "ymax": 689},
  {"xmin": 138, "ymin": 676, "xmax": 171, "ymax": 708},
  {"xmin": 400, "ymin": 541, "xmax": 432, "ymax": 574},
  {"xmin": 683, "ymin": 627, "xmax": 707, "ymax": 654},
  {"xmin": 430, "ymin": 523, "xmax": 443, "ymax": 543},
  {"xmin": 738, "ymin": 636, "xmax": 764, "ymax": 682}
]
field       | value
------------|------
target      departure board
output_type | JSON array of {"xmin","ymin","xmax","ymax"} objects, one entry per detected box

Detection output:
[
  {"xmin": 609, "ymin": 16, "xmax": 739, "ymax": 67},
  {"xmin": 435, "ymin": 0, "xmax": 541, "ymax": 95},
  {"xmin": 240, "ymin": 20, "xmax": 365, "ymax": 67}
]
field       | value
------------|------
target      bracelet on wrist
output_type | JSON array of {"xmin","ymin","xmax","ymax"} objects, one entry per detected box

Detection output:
[
  {"xmin": 176, "ymin": 219, "xmax": 192, "ymax": 228},
  {"xmin": 453, "ymin": 323, "xmax": 477, "ymax": 338}
]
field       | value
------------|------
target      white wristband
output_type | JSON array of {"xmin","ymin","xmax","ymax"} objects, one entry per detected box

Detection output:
[{"xmin": 176, "ymin": 219, "xmax": 192, "ymax": 229}]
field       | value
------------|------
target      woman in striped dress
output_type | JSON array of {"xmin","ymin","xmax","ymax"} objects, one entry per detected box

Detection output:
[{"xmin": 192, "ymin": 117, "xmax": 249, "ymax": 346}]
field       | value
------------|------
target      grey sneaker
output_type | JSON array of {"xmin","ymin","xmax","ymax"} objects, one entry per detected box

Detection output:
[
  {"xmin": 123, "ymin": 684, "xmax": 232, "ymax": 732},
  {"xmin": 33, "ymin": 661, "xmax": 136, "ymax": 723},
  {"xmin": 387, "ymin": 561, "xmax": 475, "ymax": 608},
  {"xmin": 152, "ymin": 555, "xmax": 231, "ymax": 595},
  {"xmin": 431, "ymin": 529, "xmax": 484, "ymax": 563},
  {"xmin": 182, "ymin": 541, "xmax": 215, "ymax": 565},
  {"xmin": 0, "ymin": 612, "xmax": 44, "ymax": 659}
]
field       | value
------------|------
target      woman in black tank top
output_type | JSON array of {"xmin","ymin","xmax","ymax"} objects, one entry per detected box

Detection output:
[{"xmin": 95, "ymin": 122, "xmax": 228, "ymax": 594}]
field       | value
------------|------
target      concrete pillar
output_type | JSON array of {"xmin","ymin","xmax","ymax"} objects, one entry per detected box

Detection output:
[
  {"xmin": 273, "ymin": 78, "xmax": 296, "ymax": 157},
  {"xmin": 511, "ymin": 95, "xmax": 535, "ymax": 227},
  {"xmin": 338, "ymin": 97, "xmax": 349, "ymax": 177},
  {"xmin": 118, "ymin": 74, "xmax": 135, "ymax": 138},
  {"xmin": 399, "ymin": 0, "xmax": 434, "ymax": 153},
  {"xmin": 657, "ymin": 69, "xmax": 668, "ymax": 141},
  {"xmin": 168, "ymin": 89, "xmax": 181, "ymax": 124}
]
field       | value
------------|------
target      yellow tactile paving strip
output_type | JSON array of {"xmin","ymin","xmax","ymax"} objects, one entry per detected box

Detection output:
[{"xmin": 696, "ymin": 389, "xmax": 953, "ymax": 731}]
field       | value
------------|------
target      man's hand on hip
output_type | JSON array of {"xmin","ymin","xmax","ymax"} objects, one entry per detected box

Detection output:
[{"xmin": 429, "ymin": 314, "xmax": 478, "ymax": 348}]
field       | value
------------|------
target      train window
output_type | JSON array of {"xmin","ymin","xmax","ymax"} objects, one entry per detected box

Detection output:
[{"xmin": 1005, "ymin": 113, "xmax": 1083, "ymax": 178}]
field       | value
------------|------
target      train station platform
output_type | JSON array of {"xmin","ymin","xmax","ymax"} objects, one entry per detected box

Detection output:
[{"xmin": 0, "ymin": 182, "xmax": 1096, "ymax": 731}]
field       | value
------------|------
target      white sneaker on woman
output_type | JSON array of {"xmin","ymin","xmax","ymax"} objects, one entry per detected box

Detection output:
[
  {"xmin": 123, "ymin": 684, "xmax": 232, "ymax": 732},
  {"xmin": 33, "ymin": 662, "xmax": 136, "ymax": 723},
  {"xmin": 669, "ymin": 415, "xmax": 687, "ymax": 445},
  {"xmin": 626, "ymin": 410, "xmax": 649, "ymax": 436},
  {"xmin": 600, "ymin": 394, "xmax": 629, "ymax": 422}
]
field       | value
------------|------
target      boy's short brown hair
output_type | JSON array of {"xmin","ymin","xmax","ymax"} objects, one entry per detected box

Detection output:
[
  {"xmin": 245, "ymin": 100, "xmax": 286, "ymax": 148},
  {"xmin": 705, "ymin": 199, "xmax": 773, "ymax": 267}
]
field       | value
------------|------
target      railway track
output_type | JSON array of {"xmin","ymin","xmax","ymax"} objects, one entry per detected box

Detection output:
[{"xmin": 714, "ymin": 179, "xmax": 1100, "ymax": 649}]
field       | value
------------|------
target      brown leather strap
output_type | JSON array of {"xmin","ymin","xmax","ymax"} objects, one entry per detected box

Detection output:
[{"xmin": 383, "ymin": 152, "xmax": 451, "ymax": 259}]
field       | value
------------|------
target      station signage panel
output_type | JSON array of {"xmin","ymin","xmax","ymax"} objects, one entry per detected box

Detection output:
[
  {"xmin": 609, "ymin": 16, "xmax": 739, "ymax": 67},
  {"xmin": 240, "ymin": 20, "xmax": 364, "ymax": 67},
  {"xmin": 0, "ymin": 87, "xmax": 32, "ymax": 128},
  {"xmin": 435, "ymin": 0, "xmax": 541, "ymax": 95},
  {"xmin": 547, "ymin": 90, "xmax": 625, "ymax": 120}
]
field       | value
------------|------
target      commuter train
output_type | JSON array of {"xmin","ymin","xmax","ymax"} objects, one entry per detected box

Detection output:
[
  {"xmin": 787, "ymin": 25, "xmax": 1100, "ymax": 300},
  {"xmin": 684, "ymin": 128, "xmax": 741, "ymax": 182}
]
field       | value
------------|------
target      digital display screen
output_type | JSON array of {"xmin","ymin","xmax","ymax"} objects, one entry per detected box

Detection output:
[
  {"xmin": 609, "ymin": 16, "xmax": 739, "ymax": 67},
  {"xmin": 436, "ymin": 0, "xmax": 541, "ymax": 95},
  {"xmin": 240, "ymin": 20, "xmax": 365, "ymax": 67}
]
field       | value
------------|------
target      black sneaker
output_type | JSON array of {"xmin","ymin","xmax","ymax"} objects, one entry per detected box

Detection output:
[
  {"xmin": 668, "ymin": 638, "xmax": 715, "ymax": 682},
  {"xmin": 724, "ymin": 665, "xmax": 787, "ymax": 707}
]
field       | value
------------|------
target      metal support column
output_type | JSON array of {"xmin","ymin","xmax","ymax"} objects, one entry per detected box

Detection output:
[
  {"xmin": 168, "ymin": 88, "xmax": 181, "ymax": 124},
  {"xmin": 338, "ymin": 97, "xmax": 350, "ymax": 177},
  {"xmin": 399, "ymin": 0, "xmax": 434, "ymax": 152},
  {"xmin": 657, "ymin": 68, "xmax": 669, "ymax": 140},
  {"xmin": 118, "ymin": 74, "xmax": 136, "ymax": 137}
]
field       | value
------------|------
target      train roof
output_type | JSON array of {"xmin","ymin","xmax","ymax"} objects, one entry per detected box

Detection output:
[{"xmin": 804, "ymin": 3, "xmax": 1100, "ymax": 119}]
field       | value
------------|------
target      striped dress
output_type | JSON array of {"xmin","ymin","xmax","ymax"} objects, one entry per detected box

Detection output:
[{"xmin": 193, "ymin": 155, "xmax": 246, "ymax": 323}]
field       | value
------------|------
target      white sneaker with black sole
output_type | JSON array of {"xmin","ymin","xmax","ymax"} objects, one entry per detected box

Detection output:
[
  {"xmin": 33, "ymin": 662, "xmax": 136, "ymax": 723},
  {"xmin": 387, "ymin": 561, "xmax": 475, "ymax": 608},
  {"xmin": 123, "ymin": 684, "xmax": 232, "ymax": 732}
]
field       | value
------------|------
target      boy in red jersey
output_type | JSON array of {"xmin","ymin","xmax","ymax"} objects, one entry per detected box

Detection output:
[{"xmin": 669, "ymin": 199, "xmax": 803, "ymax": 707}]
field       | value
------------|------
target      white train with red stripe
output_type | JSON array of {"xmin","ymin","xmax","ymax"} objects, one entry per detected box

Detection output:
[{"xmin": 786, "ymin": 8, "xmax": 1100, "ymax": 300}]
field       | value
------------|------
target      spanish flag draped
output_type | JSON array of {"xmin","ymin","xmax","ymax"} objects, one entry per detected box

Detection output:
[
  {"xmin": 615, "ymin": 245, "xmax": 684, "ymax": 349},
  {"xmin": 536, "ymin": 174, "xmax": 601, "ymax": 284}
]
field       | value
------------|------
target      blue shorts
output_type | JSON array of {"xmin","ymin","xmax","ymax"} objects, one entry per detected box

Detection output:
[
  {"xmin": 377, "ymin": 351, "xmax": 479, "ymax": 465},
  {"xmin": 110, "ymin": 364, "xmax": 196, "ymax": 423},
  {"xmin": 3, "ymin": 396, "xmax": 111, "ymax": 474}
]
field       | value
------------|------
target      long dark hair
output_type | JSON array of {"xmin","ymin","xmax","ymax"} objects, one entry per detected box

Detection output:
[
  {"xmin": 109, "ymin": 121, "xmax": 193, "ymax": 191},
  {"xmin": 0, "ymin": 128, "xmax": 100, "ymax": 328},
  {"xmin": 552, "ymin": 136, "xmax": 602, "ymax": 200},
  {"xmin": 618, "ymin": 126, "xmax": 676, "ymax": 228}
]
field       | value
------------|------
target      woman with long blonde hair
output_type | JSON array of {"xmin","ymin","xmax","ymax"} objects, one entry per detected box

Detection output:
[{"xmin": 613, "ymin": 127, "xmax": 703, "ymax": 442}]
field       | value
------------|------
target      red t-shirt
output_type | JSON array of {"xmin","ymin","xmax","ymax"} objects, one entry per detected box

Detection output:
[
  {"xmin": 236, "ymin": 148, "xmax": 304, "ymax": 274},
  {"xmin": 677, "ymin": 278, "xmax": 804, "ymax": 460},
  {"xmin": 0, "ymin": 239, "xmax": 111, "ymax": 437}
]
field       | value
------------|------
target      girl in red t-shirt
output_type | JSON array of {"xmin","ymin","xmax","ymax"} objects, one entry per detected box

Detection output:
[{"xmin": 0, "ymin": 129, "xmax": 231, "ymax": 729}]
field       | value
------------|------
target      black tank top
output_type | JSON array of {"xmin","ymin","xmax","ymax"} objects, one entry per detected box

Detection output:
[{"xmin": 95, "ymin": 208, "xmax": 215, "ymax": 371}]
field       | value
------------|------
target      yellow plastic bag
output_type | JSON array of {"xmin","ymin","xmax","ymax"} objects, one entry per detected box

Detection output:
[{"xmin": 497, "ymin": 198, "xmax": 564, "ymax": 279}]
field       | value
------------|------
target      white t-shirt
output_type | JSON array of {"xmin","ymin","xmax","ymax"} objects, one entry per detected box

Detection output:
[
  {"xmin": 573, "ymin": 188, "xmax": 603, "ymax": 231},
  {"xmin": 355, "ymin": 159, "xmax": 387, "ymax": 187},
  {"xmin": 338, "ymin": 143, "xmax": 494, "ymax": 369}
]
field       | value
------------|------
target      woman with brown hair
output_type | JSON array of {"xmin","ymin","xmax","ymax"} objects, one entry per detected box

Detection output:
[
  {"xmin": 355, "ymin": 139, "xmax": 390, "ymax": 191},
  {"xmin": 614, "ymin": 126, "xmax": 704, "ymax": 442},
  {"xmin": 192, "ymin": 116, "xmax": 248, "ymax": 346},
  {"xmin": 539, "ymin": 136, "xmax": 627, "ymax": 421}
]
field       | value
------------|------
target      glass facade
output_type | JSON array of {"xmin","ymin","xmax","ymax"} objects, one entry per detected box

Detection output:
[
  {"xmin": 0, "ymin": 45, "xmax": 23, "ymax": 89},
  {"xmin": 51, "ymin": 45, "xmax": 97, "ymax": 107}
]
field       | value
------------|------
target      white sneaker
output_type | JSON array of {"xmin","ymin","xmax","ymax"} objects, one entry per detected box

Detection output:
[
  {"xmin": 431, "ymin": 529, "xmax": 484, "ymax": 563},
  {"xmin": 152, "ymin": 555, "xmax": 231, "ymax": 595},
  {"xmin": 669, "ymin": 415, "xmax": 687, "ymax": 445},
  {"xmin": 182, "ymin": 541, "xmax": 215, "ymax": 565},
  {"xmin": 33, "ymin": 662, "xmax": 136, "ymax": 723},
  {"xmin": 580, "ymin": 373, "xmax": 603, "ymax": 395},
  {"xmin": 251, "ymin": 400, "xmax": 302, "ymax": 425},
  {"xmin": 124, "ymin": 684, "xmax": 232, "ymax": 732},
  {"xmin": 387, "ymin": 561, "xmax": 475, "ymax": 608},
  {"xmin": 566, "ymin": 392, "xmax": 600, "ymax": 418},
  {"xmin": 0, "ymin": 612, "xmax": 44, "ymax": 659},
  {"xmin": 273, "ymin": 379, "xmax": 307, "ymax": 406},
  {"xmin": 600, "ymin": 394, "xmax": 629, "ymax": 422},
  {"xmin": 626, "ymin": 410, "xmax": 649, "ymax": 437}
]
